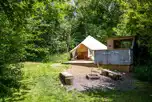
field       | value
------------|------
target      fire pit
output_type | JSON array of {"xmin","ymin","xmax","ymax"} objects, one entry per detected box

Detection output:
[{"xmin": 86, "ymin": 73, "xmax": 100, "ymax": 80}]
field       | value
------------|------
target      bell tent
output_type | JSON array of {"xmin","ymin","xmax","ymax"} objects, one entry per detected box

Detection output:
[{"xmin": 70, "ymin": 36, "xmax": 107, "ymax": 60}]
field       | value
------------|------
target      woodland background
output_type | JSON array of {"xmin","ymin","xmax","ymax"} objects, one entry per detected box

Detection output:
[{"xmin": 0, "ymin": 0, "xmax": 152, "ymax": 100}]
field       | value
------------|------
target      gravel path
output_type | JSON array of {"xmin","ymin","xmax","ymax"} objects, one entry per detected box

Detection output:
[{"xmin": 65, "ymin": 65, "xmax": 136, "ymax": 91}]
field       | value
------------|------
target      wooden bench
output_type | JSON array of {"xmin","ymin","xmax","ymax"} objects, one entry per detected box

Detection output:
[
  {"xmin": 101, "ymin": 69, "xmax": 122, "ymax": 80},
  {"xmin": 59, "ymin": 72, "xmax": 73, "ymax": 85}
]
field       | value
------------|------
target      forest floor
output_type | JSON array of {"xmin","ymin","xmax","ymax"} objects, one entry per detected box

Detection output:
[{"xmin": 6, "ymin": 62, "xmax": 152, "ymax": 102}]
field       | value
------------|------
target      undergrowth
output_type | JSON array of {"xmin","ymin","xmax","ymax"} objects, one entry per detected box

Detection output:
[
  {"xmin": 134, "ymin": 65, "xmax": 152, "ymax": 82},
  {"xmin": 3, "ymin": 62, "xmax": 152, "ymax": 102}
]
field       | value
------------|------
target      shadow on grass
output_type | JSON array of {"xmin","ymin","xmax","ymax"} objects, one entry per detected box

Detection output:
[{"xmin": 82, "ymin": 81, "xmax": 152, "ymax": 102}]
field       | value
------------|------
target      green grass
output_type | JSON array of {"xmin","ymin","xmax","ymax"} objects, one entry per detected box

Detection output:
[
  {"xmin": 48, "ymin": 53, "xmax": 70, "ymax": 63},
  {"xmin": 5, "ymin": 62, "xmax": 152, "ymax": 102}
]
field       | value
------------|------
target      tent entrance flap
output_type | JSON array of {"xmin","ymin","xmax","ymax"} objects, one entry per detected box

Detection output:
[{"xmin": 76, "ymin": 44, "xmax": 89, "ymax": 59}]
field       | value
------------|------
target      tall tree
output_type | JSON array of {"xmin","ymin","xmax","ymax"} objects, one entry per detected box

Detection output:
[
  {"xmin": 70, "ymin": 0, "xmax": 121, "ymax": 45},
  {"xmin": 114, "ymin": 0, "xmax": 152, "ymax": 63}
]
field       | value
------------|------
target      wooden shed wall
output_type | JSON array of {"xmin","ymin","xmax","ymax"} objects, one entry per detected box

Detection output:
[
  {"xmin": 101, "ymin": 65, "xmax": 133, "ymax": 72},
  {"xmin": 94, "ymin": 49, "xmax": 133, "ymax": 65},
  {"xmin": 107, "ymin": 36, "xmax": 135, "ymax": 49}
]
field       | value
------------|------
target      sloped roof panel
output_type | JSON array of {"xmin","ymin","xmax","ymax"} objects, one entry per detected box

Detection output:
[{"xmin": 70, "ymin": 35, "xmax": 107, "ymax": 52}]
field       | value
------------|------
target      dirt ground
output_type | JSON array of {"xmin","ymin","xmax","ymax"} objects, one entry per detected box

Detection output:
[{"xmin": 65, "ymin": 65, "xmax": 136, "ymax": 91}]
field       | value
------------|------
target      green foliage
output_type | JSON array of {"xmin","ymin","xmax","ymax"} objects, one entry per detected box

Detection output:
[
  {"xmin": 0, "ymin": 14, "xmax": 26, "ymax": 64},
  {"xmin": 0, "ymin": 0, "xmax": 152, "ymax": 100},
  {"xmin": 71, "ymin": 0, "xmax": 121, "ymax": 44},
  {"xmin": 0, "ymin": 0, "xmax": 33, "ymax": 100},
  {"xmin": 9, "ymin": 62, "xmax": 88, "ymax": 102},
  {"xmin": 47, "ymin": 53, "xmax": 70, "ymax": 63},
  {"xmin": 23, "ymin": 0, "xmax": 75, "ymax": 61},
  {"xmin": 0, "ymin": 64, "xmax": 23, "ymax": 101},
  {"xmin": 0, "ymin": 2, "xmax": 27, "ymax": 100},
  {"xmin": 114, "ymin": 0, "xmax": 152, "ymax": 58},
  {"xmin": 0, "ymin": 0, "xmax": 152, "ymax": 63},
  {"xmin": 6, "ymin": 62, "xmax": 152, "ymax": 102},
  {"xmin": 134, "ymin": 65, "xmax": 152, "ymax": 82}
]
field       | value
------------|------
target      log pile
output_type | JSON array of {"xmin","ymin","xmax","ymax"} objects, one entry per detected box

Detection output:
[{"xmin": 101, "ymin": 69, "xmax": 122, "ymax": 80}]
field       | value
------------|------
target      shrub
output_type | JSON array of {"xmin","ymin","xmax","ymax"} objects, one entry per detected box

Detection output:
[
  {"xmin": 46, "ymin": 53, "xmax": 70, "ymax": 63},
  {"xmin": 0, "ymin": 64, "xmax": 23, "ymax": 101},
  {"xmin": 134, "ymin": 65, "xmax": 152, "ymax": 82}
]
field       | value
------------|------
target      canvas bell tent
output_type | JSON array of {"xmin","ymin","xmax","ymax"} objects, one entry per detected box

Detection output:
[{"xmin": 70, "ymin": 36, "xmax": 107, "ymax": 60}]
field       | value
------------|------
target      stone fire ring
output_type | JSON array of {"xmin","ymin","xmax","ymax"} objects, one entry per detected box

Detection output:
[{"xmin": 86, "ymin": 73, "xmax": 100, "ymax": 80}]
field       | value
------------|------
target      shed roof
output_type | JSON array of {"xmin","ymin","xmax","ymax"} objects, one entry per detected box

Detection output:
[
  {"xmin": 70, "ymin": 36, "xmax": 107, "ymax": 52},
  {"xmin": 107, "ymin": 36, "xmax": 135, "ymax": 40}
]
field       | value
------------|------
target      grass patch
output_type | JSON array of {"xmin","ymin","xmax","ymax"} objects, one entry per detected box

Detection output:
[
  {"xmin": 47, "ymin": 53, "xmax": 70, "ymax": 63},
  {"xmin": 5, "ymin": 62, "xmax": 152, "ymax": 102}
]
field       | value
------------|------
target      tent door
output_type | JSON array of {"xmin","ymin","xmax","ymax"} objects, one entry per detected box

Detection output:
[{"xmin": 77, "ymin": 51, "xmax": 88, "ymax": 59}]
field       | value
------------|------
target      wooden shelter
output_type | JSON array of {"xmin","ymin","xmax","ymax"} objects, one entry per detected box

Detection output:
[
  {"xmin": 94, "ymin": 36, "xmax": 136, "ymax": 72},
  {"xmin": 107, "ymin": 36, "xmax": 135, "ymax": 50}
]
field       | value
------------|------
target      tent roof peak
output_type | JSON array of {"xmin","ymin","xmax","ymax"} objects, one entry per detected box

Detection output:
[{"xmin": 70, "ymin": 35, "xmax": 107, "ymax": 52}]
